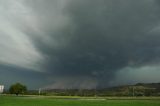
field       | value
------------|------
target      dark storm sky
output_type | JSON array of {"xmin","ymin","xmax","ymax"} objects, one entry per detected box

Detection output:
[{"xmin": 0, "ymin": 0, "xmax": 160, "ymax": 89}]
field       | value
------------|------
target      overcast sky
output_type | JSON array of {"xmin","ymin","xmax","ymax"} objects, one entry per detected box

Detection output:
[{"xmin": 0, "ymin": 0, "xmax": 160, "ymax": 89}]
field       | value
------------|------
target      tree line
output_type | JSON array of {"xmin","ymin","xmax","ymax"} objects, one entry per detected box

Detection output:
[{"xmin": 3, "ymin": 82, "xmax": 160, "ymax": 96}]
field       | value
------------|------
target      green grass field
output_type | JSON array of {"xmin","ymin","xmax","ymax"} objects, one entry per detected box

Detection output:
[{"xmin": 0, "ymin": 96, "xmax": 160, "ymax": 106}]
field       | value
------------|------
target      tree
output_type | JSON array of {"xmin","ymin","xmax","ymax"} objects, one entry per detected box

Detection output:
[{"xmin": 9, "ymin": 83, "xmax": 27, "ymax": 96}]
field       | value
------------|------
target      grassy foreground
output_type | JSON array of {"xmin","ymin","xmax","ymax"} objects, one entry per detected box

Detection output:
[{"xmin": 0, "ymin": 96, "xmax": 160, "ymax": 106}]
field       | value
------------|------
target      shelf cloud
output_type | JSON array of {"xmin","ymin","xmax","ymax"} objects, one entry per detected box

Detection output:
[{"xmin": 0, "ymin": 0, "xmax": 160, "ymax": 89}]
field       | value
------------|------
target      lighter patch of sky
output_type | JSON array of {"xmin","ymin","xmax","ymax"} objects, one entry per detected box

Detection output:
[
  {"xmin": 0, "ymin": 0, "xmax": 44, "ymax": 72},
  {"xmin": 111, "ymin": 65, "xmax": 160, "ymax": 86}
]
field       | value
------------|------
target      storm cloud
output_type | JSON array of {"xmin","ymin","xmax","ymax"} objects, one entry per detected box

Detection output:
[{"xmin": 0, "ymin": 0, "xmax": 160, "ymax": 89}]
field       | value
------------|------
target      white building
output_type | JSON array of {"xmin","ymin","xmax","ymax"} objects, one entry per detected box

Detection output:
[{"xmin": 0, "ymin": 85, "xmax": 4, "ymax": 93}]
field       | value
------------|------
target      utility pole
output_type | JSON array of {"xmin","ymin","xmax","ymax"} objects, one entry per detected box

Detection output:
[
  {"xmin": 94, "ymin": 85, "xmax": 97, "ymax": 98},
  {"xmin": 132, "ymin": 86, "xmax": 135, "ymax": 97},
  {"xmin": 39, "ymin": 88, "xmax": 41, "ymax": 95}
]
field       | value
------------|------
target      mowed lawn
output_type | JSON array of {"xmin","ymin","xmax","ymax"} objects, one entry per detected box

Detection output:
[{"xmin": 0, "ymin": 96, "xmax": 160, "ymax": 106}]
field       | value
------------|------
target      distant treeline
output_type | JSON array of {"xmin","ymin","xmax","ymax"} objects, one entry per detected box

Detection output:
[
  {"xmin": 3, "ymin": 83, "xmax": 160, "ymax": 97},
  {"xmin": 38, "ymin": 88, "xmax": 160, "ymax": 97},
  {"xmin": 27, "ymin": 83, "xmax": 160, "ymax": 97}
]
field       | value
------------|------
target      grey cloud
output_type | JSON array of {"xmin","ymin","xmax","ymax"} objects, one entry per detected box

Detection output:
[
  {"xmin": 28, "ymin": 0, "xmax": 160, "ymax": 88},
  {"xmin": 1, "ymin": 0, "xmax": 160, "ymax": 89}
]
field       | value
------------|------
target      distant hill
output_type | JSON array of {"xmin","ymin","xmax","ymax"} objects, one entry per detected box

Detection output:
[
  {"xmin": 100, "ymin": 83, "xmax": 160, "ymax": 96},
  {"xmin": 39, "ymin": 83, "xmax": 160, "ymax": 96},
  {"xmin": 135, "ymin": 83, "xmax": 160, "ymax": 90}
]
